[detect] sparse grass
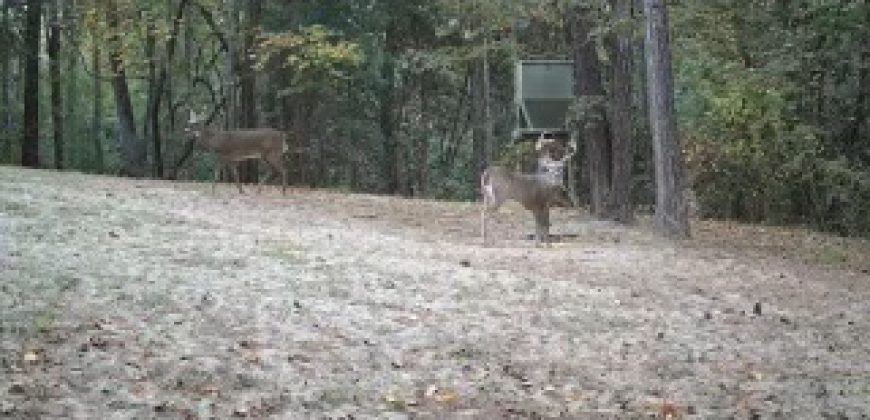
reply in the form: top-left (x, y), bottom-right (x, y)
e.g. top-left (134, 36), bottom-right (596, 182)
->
top-left (691, 219), bottom-right (870, 272)
top-left (1, 166), bottom-right (868, 418)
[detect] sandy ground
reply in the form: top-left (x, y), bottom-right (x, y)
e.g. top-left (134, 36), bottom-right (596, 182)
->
top-left (1, 166), bottom-right (869, 419)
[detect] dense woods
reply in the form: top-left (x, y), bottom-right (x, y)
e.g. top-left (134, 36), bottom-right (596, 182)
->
top-left (0, 0), bottom-right (868, 237)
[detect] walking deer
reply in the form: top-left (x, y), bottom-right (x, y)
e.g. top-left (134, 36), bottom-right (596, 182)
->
top-left (481, 134), bottom-right (576, 245)
top-left (186, 112), bottom-right (289, 195)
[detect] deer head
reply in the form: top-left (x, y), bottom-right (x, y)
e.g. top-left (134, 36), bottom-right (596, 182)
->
top-left (535, 132), bottom-right (577, 184)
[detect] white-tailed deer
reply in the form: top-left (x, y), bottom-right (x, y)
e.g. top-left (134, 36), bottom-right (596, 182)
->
top-left (481, 134), bottom-right (576, 245)
top-left (186, 112), bottom-right (289, 195)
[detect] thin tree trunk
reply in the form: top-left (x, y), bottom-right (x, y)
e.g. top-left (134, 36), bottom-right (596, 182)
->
top-left (570, 4), bottom-right (612, 219)
top-left (482, 28), bottom-right (493, 168)
top-left (22, 0), bottom-right (41, 168)
top-left (238, 0), bottom-right (261, 183)
top-left (144, 19), bottom-right (161, 177)
top-left (92, 22), bottom-right (104, 173)
top-left (106, 0), bottom-right (146, 177)
top-left (380, 23), bottom-right (399, 194)
top-left (643, 0), bottom-right (689, 237)
top-left (609, 0), bottom-right (634, 223)
top-left (470, 60), bottom-right (485, 191)
top-left (48, 0), bottom-right (63, 169)
top-left (1, 0), bottom-right (11, 162)
top-left (417, 75), bottom-right (430, 197)
top-left (65, 0), bottom-right (78, 169)
top-left (225, 0), bottom-right (238, 132)
top-left (148, 0), bottom-right (188, 179)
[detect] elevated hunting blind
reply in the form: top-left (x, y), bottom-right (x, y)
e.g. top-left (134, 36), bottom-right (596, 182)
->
top-left (513, 59), bottom-right (575, 141)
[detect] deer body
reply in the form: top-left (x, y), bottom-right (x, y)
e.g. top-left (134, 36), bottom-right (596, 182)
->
top-left (481, 134), bottom-right (576, 245)
top-left (481, 167), bottom-right (573, 244)
top-left (189, 127), bottom-right (289, 195)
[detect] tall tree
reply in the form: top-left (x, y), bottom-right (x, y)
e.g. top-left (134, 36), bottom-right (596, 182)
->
top-left (91, 19), bottom-right (104, 174)
top-left (143, 15), bottom-right (157, 176)
top-left (608, 0), bottom-right (634, 223)
top-left (146, 0), bottom-right (189, 178)
top-left (21, 0), bottom-right (41, 168)
top-left (64, 0), bottom-right (79, 168)
top-left (569, 4), bottom-right (612, 219)
top-left (105, 0), bottom-right (146, 176)
top-left (225, 0), bottom-right (238, 132)
top-left (643, 0), bottom-right (689, 237)
top-left (379, 20), bottom-right (399, 194)
top-left (238, 0), bottom-right (262, 183)
top-left (47, 0), bottom-right (63, 169)
top-left (0, 0), bottom-right (11, 162)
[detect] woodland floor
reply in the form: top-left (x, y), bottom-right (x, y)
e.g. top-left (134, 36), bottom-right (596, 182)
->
top-left (1, 166), bottom-right (869, 419)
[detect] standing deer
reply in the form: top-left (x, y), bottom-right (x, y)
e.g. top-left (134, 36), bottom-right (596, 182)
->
top-left (481, 134), bottom-right (576, 245)
top-left (186, 112), bottom-right (289, 195)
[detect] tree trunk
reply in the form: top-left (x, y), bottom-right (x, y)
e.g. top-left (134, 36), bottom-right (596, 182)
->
top-left (48, 0), bottom-right (63, 169)
top-left (106, 0), bottom-right (146, 177)
top-left (1, 0), bottom-right (11, 162)
top-left (225, 0), bottom-right (238, 132)
top-left (148, 0), bottom-right (188, 179)
top-left (417, 75), bottom-right (430, 197)
top-left (643, 0), bottom-right (689, 237)
top-left (380, 24), bottom-right (399, 194)
top-left (470, 60), bottom-right (485, 192)
top-left (64, 0), bottom-right (78, 169)
top-left (21, 0), bottom-right (41, 168)
top-left (144, 18), bottom-right (158, 177)
top-left (92, 22), bottom-right (104, 174)
top-left (608, 0), bottom-right (634, 223)
top-left (570, 4), bottom-right (612, 219)
top-left (482, 29), bottom-right (493, 169)
top-left (238, 0), bottom-right (261, 183)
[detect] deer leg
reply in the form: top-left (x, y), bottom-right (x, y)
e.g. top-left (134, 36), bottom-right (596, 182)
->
top-left (263, 155), bottom-right (280, 184)
top-left (480, 184), bottom-right (495, 246)
top-left (261, 153), bottom-right (287, 196)
top-left (231, 164), bottom-right (244, 194)
top-left (481, 184), bottom-right (504, 246)
top-left (212, 164), bottom-right (221, 194)
top-left (532, 207), bottom-right (551, 246)
top-left (281, 165), bottom-right (287, 196)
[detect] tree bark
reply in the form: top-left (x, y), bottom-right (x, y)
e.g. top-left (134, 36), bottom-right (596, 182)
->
top-left (106, 0), bottom-right (146, 177)
top-left (91, 20), bottom-right (104, 173)
top-left (143, 18), bottom-right (156, 175)
top-left (570, 4), bottom-right (612, 219)
top-left (238, 0), bottom-right (261, 183)
top-left (1, 0), bottom-right (11, 162)
top-left (470, 60), bottom-right (485, 192)
top-left (643, 0), bottom-right (689, 237)
top-left (64, 0), bottom-right (78, 168)
top-left (48, 0), bottom-right (63, 169)
top-left (225, 0), bottom-right (238, 132)
top-left (608, 0), bottom-right (634, 223)
top-left (148, 0), bottom-right (188, 179)
top-left (380, 22), bottom-right (399, 194)
top-left (21, 0), bottom-right (41, 168)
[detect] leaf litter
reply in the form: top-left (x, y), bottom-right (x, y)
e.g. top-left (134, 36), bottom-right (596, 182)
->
top-left (1, 166), bottom-right (869, 418)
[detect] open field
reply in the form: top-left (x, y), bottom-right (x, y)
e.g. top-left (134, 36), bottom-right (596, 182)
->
top-left (1, 166), bottom-right (868, 418)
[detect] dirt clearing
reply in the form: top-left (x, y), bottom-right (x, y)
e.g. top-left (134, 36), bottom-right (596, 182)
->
top-left (1, 166), bottom-right (868, 419)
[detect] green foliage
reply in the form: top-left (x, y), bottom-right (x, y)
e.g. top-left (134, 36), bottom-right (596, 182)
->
top-left (257, 25), bottom-right (363, 97)
top-left (675, 1), bottom-right (870, 237)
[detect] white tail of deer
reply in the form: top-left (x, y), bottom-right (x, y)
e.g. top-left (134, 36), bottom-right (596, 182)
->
top-left (481, 133), bottom-right (576, 245)
top-left (186, 111), bottom-right (289, 195)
